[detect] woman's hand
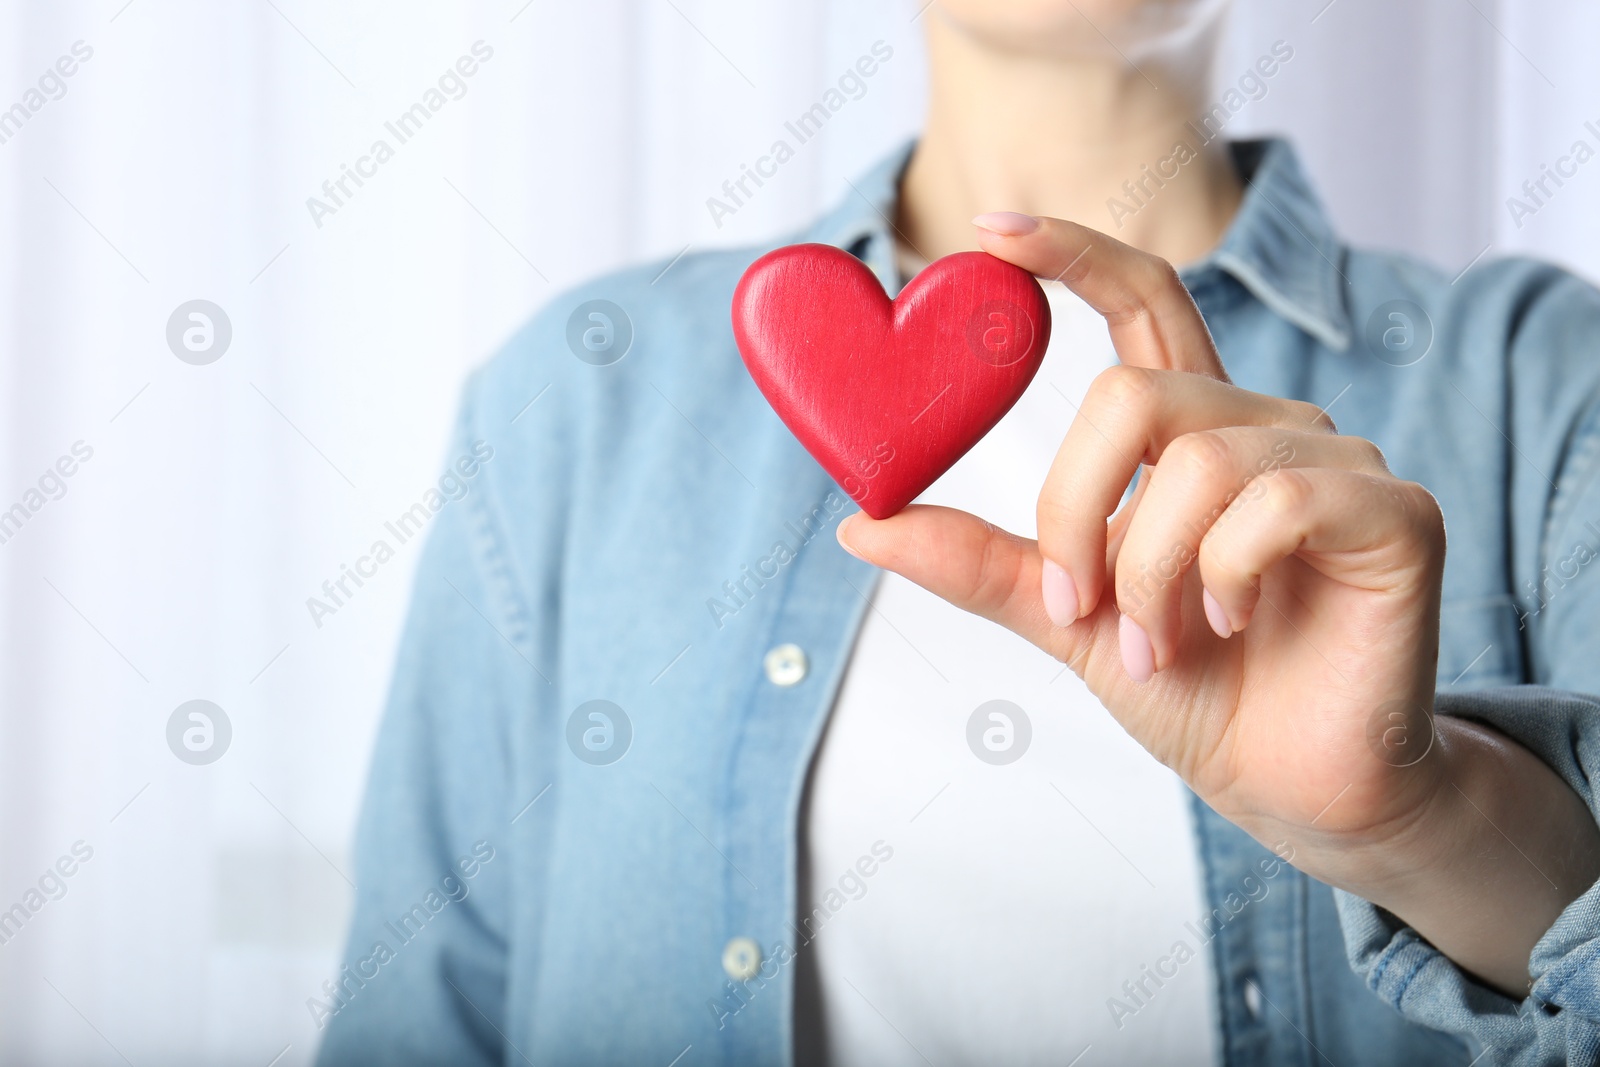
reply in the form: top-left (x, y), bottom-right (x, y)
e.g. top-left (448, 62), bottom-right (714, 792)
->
top-left (836, 212), bottom-right (1600, 995)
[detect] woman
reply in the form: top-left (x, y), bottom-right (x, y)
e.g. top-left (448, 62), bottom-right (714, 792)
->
top-left (316, 1), bottom-right (1600, 1064)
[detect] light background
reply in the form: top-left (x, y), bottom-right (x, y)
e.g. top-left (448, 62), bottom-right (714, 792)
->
top-left (0, 0), bottom-right (1596, 1063)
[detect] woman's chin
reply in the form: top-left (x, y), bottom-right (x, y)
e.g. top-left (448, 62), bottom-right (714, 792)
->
top-left (930, 0), bottom-right (1231, 61)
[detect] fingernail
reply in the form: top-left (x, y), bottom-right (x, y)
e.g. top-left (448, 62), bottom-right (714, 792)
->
top-left (1119, 614), bottom-right (1155, 684)
top-left (972, 211), bottom-right (1039, 236)
top-left (1202, 588), bottom-right (1233, 639)
top-left (836, 513), bottom-right (864, 560)
top-left (1041, 559), bottom-right (1080, 626)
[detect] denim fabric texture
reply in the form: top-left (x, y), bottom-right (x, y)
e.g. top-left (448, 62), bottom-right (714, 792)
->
top-left (315, 138), bottom-right (1600, 1067)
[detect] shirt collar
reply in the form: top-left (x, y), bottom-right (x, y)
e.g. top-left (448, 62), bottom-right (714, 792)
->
top-left (805, 135), bottom-right (1352, 351)
top-left (1195, 139), bottom-right (1352, 350)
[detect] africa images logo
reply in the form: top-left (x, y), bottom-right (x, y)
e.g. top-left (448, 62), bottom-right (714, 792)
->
top-left (966, 700), bottom-right (1031, 765)
top-left (565, 700), bottom-right (632, 766)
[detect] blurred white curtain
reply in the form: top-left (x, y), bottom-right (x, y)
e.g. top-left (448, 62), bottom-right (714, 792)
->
top-left (1222, 0), bottom-right (1600, 278)
top-left (0, 1), bottom-right (1593, 1063)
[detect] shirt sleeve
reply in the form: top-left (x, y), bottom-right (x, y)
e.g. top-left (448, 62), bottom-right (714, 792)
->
top-left (1335, 686), bottom-right (1600, 1066)
top-left (314, 372), bottom-right (530, 1067)
top-left (1334, 269), bottom-right (1600, 1066)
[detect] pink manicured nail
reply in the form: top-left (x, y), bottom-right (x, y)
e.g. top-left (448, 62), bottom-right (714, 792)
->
top-left (1041, 560), bottom-right (1079, 627)
top-left (1202, 588), bottom-right (1232, 639)
top-left (972, 211), bottom-right (1040, 236)
top-left (835, 513), bottom-right (865, 560)
top-left (1119, 614), bottom-right (1155, 684)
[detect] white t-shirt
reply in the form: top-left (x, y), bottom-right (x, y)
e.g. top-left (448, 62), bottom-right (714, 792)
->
top-left (795, 262), bottom-right (1219, 1067)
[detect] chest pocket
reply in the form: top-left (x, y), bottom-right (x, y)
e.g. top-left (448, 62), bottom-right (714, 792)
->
top-left (1436, 596), bottom-right (1525, 690)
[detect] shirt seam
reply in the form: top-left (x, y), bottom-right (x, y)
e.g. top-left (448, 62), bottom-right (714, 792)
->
top-left (1388, 949), bottom-right (1435, 1008)
top-left (1368, 927), bottom-right (1415, 991)
top-left (461, 368), bottom-right (542, 670)
top-left (1539, 384), bottom-right (1600, 591)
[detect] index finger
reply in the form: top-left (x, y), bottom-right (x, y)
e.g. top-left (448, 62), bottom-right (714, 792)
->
top-left (972, 213), bottom-right (1229, 382)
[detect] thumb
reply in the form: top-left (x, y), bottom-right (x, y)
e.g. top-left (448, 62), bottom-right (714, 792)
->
top-left (836, 504), bottom-right (1078, 659)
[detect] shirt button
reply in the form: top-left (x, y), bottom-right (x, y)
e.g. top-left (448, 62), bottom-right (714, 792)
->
top-left (1242, 976), bottom-right (1263, 1020)
top-left (722, 937), bottom-right (762, 981)
top-left (763, 643), bottom-right (808, 687)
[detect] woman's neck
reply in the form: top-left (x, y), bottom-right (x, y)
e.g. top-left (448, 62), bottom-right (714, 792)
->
top-left (896, 14), bottom-right (1243, 267)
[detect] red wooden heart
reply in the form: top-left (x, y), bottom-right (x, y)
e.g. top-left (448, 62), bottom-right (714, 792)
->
top-left (732, 243), bottom-right (1051, 519)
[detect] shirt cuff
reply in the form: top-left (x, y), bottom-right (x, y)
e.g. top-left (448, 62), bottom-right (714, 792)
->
top-left (1334, 686), bottom-right (1600, 1066)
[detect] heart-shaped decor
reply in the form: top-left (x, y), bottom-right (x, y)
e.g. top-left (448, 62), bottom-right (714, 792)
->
top-left (732, 243), bottom-right (1051, 518)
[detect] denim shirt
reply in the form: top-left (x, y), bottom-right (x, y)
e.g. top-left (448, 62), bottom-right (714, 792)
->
top-left (315, 139), bottom-right (1600, 1067)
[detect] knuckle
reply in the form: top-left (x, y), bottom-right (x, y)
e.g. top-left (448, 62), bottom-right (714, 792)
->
top-left (1258, 467), bottom-right (1316, 520)
top-left (1088, 364), bottom-right (1161, 424)
top-left (1147, 256), bottom-right (1184, 296)
top-left (1289, 399), bottom-right (1337, 434)
top-left (1353, 436), bottom-right (1391, 473)
top-left (1162, 429), bottom-right (1236, 480)
top-left (1397, 480), bottom-right (1446, 550)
